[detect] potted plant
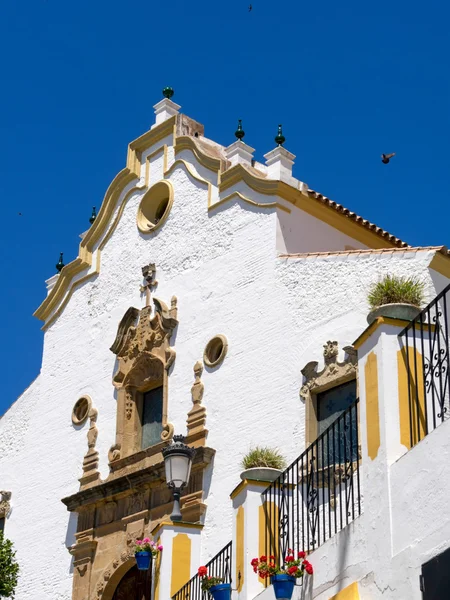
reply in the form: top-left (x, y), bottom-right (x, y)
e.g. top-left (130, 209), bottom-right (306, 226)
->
top-left (134, 538), bottom-right (163, 570)
top-left (240, 446), bottom-right (287, 482)
top-left (367, 274), bottom-right (425, 325)
top-left (198, 566), bottom-right (231, 599)
top-left (251, 551), bottom-right (313, 600)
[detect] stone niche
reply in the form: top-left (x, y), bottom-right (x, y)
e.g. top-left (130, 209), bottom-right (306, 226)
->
top-left (62, 267), bottom-right (215, 600)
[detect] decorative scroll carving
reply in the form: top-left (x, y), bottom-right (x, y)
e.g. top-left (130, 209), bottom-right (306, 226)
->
top-left (300, 341), bottom-right (357, 403)
top-left (108, 443), bottom-right (121, 462)
top-left (186, 361), bottom-right (208, 446)
top-left (110, 307), bottom-right (139, 355)
top-left (79, 408), bottom-right (100, 490)
top-left (0, 491), bottom-right (11, 518)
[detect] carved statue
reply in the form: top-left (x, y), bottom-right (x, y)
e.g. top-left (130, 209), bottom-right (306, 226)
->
top-left (0, 491), bottom-right (11, 517)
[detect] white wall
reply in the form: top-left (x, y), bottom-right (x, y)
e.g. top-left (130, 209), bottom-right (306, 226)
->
top-left (1, 127), bottom-right (449, 600)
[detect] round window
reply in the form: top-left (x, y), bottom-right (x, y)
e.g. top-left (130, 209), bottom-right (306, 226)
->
top-left (203, 335), bottom-right (228, 368)
top-left (72, 396), bottom-right (91, 425)
top-left (137, 181), bottom-right (174, 233)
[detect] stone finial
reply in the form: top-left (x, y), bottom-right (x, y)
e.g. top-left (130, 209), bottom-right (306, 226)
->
top-left (275, 124), bottom-right (285, 146)
top-left (186, 361), bottom-right (207, 444)
top-left (162, 86), bottom-right (174, 99)
top-left (152, 89), bottom-right (181, 129)
top-left (235, 119), bottom-right (245, 140)
top-left (225, 139), bottom-right (255, 167)
top-left (263, 145), bottom-right (296, 181)
top-left (79, 407), bottom-right (100, 490)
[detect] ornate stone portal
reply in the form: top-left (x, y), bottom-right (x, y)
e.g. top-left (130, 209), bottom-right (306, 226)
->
top-left (300, 341), bottom-right (357, 445)
top-left (62, 265), bottom-right (215, 600)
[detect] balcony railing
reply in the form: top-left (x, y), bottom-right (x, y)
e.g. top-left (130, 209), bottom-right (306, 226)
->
top-left (172, 541), bottom-right (232, 600)
top-left (262, 400), bottom-right (361, 564)
top-left (399, 282), bottom-right (450, 448)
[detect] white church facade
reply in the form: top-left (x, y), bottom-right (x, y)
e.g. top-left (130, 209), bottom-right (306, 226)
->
top-left (1, 90), bottom-right (450, 600)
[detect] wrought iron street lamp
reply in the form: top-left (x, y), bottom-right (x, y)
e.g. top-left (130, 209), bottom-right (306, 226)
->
top-left (162, 435), bottom-right (195, 522)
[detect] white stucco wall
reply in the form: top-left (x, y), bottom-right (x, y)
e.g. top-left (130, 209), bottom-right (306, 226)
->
top-left (1, 119), bottom-right (450, 600)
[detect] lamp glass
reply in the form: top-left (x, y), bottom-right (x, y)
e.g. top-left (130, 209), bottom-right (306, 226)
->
top-left (165, 451), bottom-right (192, 489)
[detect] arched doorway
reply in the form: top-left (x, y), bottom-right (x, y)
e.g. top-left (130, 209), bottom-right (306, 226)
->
top-left (112, 565), bottom-right (152, 600)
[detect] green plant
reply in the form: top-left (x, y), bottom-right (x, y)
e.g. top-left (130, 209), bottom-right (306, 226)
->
top-left (241, 446), bottom-right (287, 470)
top-left (197, 566), bottom-right (224, 590)
top-left (368, 275), bottom-right (425, 309)
top-left (0, 532), bottom-right (19, 598)
top-left (134, 537), bottom-right (163, 555)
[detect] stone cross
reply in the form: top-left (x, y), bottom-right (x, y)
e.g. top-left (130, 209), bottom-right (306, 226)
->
top-left (140, 263), bottom-right (158, 307)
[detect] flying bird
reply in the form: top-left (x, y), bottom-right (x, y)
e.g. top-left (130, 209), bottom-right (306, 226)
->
top-left (381, 153), bottom-right (395, 164)
top-left (18, 212), bottom-right (22, 216)
top-left (249, 4), bottom-right (252, 11)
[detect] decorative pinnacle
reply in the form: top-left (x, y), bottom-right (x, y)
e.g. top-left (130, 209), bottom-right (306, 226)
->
top-left (162, 87), bottom-right (174, 99)
top-left (275, 124), bottom-right (285, 146)
top-left (235, 119), bottom-right (245, 141)
top-left (56, 252), bottom-right (64, 273)
top-left (89, 206), bottom-right (97, 225)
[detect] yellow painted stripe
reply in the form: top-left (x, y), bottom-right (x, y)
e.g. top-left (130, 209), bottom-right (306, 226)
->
top-left (398, 347), bottom-right (426, 449)
top-left (365, 352), bottom-right (380, 460)
top-left (171, 533), bottom-right (191, 597)
top-left (236, 506), bottom-right (245, 592)
top-left (329, 581), bottom-right (360, 599)
top-left (258, 501), bottom-right (278, 585)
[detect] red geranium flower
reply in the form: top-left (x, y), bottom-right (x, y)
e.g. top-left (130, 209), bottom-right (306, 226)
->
top-left (260, 555), bottom-right (267, 562)
top-left (269, 555), bottom-right (275, 560)
top-left (253, 567), bottom-right (257, 573)
top-left (285, 555), bottom-right (295, 563)
top-left (305, 565), bottom-right (313, 575)
top-left (287, 566), bottom-right (298, 576)
top-left (198, 566), bottom-right (207, 577)
top-left (298, 551), bottom-right (305, 559)
top-left (251, 558), bottom-right (259, 567)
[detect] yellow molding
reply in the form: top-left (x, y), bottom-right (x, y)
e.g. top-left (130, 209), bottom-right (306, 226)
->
top-left (211, 191), bottom-right (291, 214)
top-left (230, 478), bottom-right (270, 500)
top-left (353, 316), bottom-right (434, 349)
top-left (151, 521), bottom-right (203, 537)
top-left (398, 347), bottom-right (426, 449)
top-left (220, 164), bottom-right (400, 250)
top-left (429, 252), bottom-right (450, 279)
top-left (127, 116), bottom-right (176, 176)
top-left (175, 136), bottom-right (222, 173)
top-left (365, 352), bottom-right (380, 460)
top-left (164, 158), bottom-right (212, 207)
top-left (329, 581), bottom-right (360, 599)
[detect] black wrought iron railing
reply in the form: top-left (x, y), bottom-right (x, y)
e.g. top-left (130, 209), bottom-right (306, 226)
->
top-left (262, 400), bottom-right (361, 564)
top-left (172, 541), bottom-right (232, 600)
top-left (399, 282), bottom-right (450, 448)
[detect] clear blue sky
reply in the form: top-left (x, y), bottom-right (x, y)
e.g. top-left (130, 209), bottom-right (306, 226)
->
top-left (0, 0), bottom-right (449, 416)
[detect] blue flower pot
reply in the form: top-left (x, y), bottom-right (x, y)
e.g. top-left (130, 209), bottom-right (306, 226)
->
top-left (135, 551), bottom-right (152, 570)
top-left (271, 574), bottom-right (296, 599)
top-left (209, 582), bottom-right (231, 600)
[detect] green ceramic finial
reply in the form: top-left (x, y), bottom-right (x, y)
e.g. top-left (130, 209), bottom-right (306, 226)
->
top-left (89, 206), bottom-right (97, 225)
top-left (235, 119), bottom-right (245, 141)
top-left (162, 87), bottom-right (174, 99)
top-left (275, 124), bottom-right (285, 146)
top-left (56, 252), bottom-right (64, 273)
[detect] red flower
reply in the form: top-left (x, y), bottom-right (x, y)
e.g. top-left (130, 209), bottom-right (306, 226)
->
top-left (269, 555), bottom-right (275, 560)
top-left (251, 558), bottom-right (259, 567)
top-left (285, 555), bottom-right (295, 563)
top-left (288, 548), bottom-right (294, 553)
top-left (287, 566), bottom-right (298, 576)
top-left (198, 566), bottom-right (207, 577)
top-left (305, 565), bottom-right (313, 575)
top-left (298, 551), bottom-right (306, 559)
top-left (253, 567), bottom-right (257, 573)
top-left (260, 555), bottom-right (267, 562)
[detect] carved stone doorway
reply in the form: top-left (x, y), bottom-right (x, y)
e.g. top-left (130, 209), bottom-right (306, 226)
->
top-left (112, 565), bottom-right (152, 600)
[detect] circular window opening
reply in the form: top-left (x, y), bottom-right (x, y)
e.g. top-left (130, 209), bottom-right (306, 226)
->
top-left (72, 396), bottom-right (91, 425)
top-left (137, 180), bottom-right (173, 233)
top-left (204, 335), bottom-right (228, 368)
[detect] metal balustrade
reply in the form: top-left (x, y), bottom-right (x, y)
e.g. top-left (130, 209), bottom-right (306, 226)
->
top-left (262, 400), bottom-right (361, 565)
top-left (172, 541), bottom-right (232, 600)
top-left (398, 282), bottom-right (450, 448)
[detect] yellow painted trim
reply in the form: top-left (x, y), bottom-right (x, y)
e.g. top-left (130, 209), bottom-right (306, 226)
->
top-left (329, 581), bottom-right (360, 600)
top-left (145, 145), bottom-right (168, 187)
top-left (220, 164), bottom-right (401, 250)
top-left (151, 521), bottom-right (204, 537)
top-left (175, 136), bottom-right (222, 173)
top-left (258, 501), bottom-right (278, 585)
top-left (211, 191), bottom-right (291, 214)
top-left (127, 116), bottom-right (176, 176)
top-left (365, 352), bottom-right (380, 460)
top-left (230, 479), bottom-right (270, 500)
top-left (429, 252), bottom-right (450, 279)
top-left (236, 506), bottom-right (245, 592)
top-left (171, 533), bottom-right (191, 597)
top-left (353, 316), bottom-right (435, 349)
top-left (153, 543), bottom-right (162, 600)
top-left (398, 347), bottom-right (426, 449)
top-left (164, 158), bottom-right (213, 209)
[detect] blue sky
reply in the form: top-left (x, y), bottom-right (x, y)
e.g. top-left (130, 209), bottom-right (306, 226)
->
top-left (0, 0), bottom-right (449, 415)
